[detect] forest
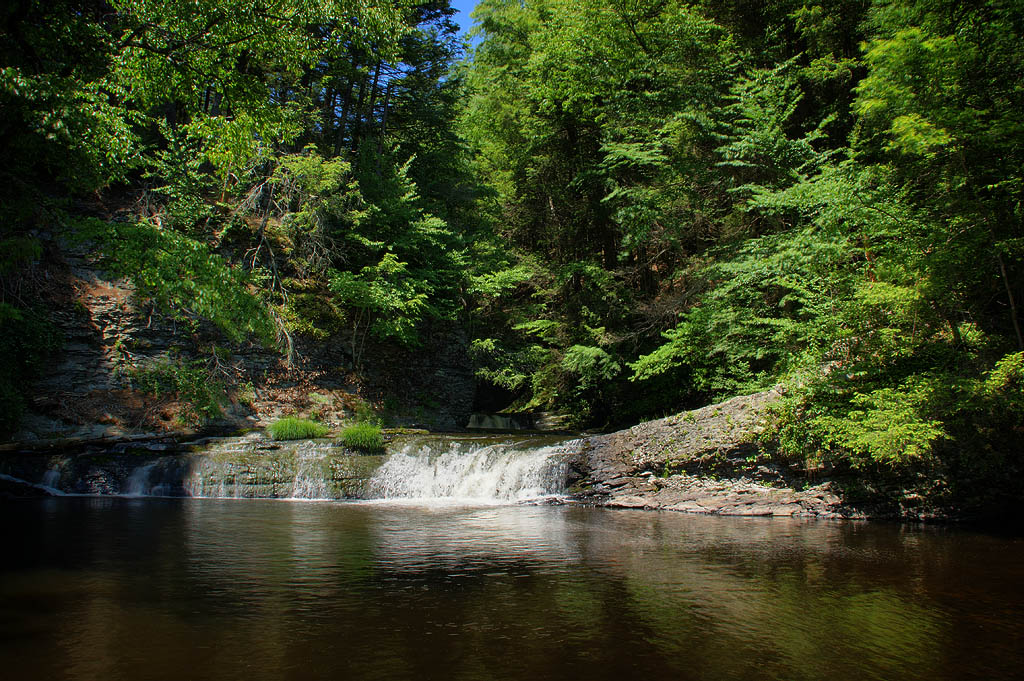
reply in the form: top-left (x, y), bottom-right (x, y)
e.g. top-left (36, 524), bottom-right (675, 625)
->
top-left (2, 0), bottom-right (1022, 499)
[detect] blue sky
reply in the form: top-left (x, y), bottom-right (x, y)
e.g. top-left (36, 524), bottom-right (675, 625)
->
top-left (449, 0), bottom-right (480, 41)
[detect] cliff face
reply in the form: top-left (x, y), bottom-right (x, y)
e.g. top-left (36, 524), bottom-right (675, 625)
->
top-left (11, 245), bottom-right (474, 444)
top-left (568, 390), bottom-right (864, 519)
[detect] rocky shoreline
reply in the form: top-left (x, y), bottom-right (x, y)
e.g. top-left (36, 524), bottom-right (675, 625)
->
top-left (567, 389), bottom-right (872, 519)
top-left (572, 472), bottom-right (857, 519)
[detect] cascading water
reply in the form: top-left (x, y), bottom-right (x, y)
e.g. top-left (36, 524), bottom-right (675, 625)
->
top-left (41, 469), bottom-right (61, 489)
top-left (368, 437), bottom-right (577, 503)
top-left (182, 437), bottom-right (385, 500)
top-left (124, 462), bottom-right (156, 496)
top-left (2, 434), bottom-right (580, 503)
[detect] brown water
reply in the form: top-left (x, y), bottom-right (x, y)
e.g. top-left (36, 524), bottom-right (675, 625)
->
top-left (2, 498), bottom-right (1022, 680)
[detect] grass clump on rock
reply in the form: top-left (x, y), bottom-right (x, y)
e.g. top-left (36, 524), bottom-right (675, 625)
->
top-left (340, 422), bottom-right (385, 452)
top-left (267, 417), bottom-right (329, 440)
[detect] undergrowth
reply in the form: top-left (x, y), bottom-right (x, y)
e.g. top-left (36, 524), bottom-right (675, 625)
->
top-left (129, 356), bottom-right (224, 426)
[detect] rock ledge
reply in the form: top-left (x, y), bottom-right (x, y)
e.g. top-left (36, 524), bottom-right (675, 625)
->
top-left (569, 389), bottom-right (864, 519)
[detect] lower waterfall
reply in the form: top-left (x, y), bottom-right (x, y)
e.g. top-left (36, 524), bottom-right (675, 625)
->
top-left (367, 437), bottom-right (577, 503)
top-left (1, 434), bottom-right (580, 503)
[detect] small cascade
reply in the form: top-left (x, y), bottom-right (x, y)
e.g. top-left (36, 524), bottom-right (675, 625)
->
top-left (368, 437), bottom-right (577, 503)
top-left (183, 436), bottom-right (288, 499)
top-left (39, 469), bottom-right (64, 494)
top-left (182, 438), bottom-right (383, 499)
top-left (1, 434), bottom-right (581, 503)
top-left (289, 445), bottom-right (330, 499)
top-left (0, 472), bottom-right (67, 496)
top-left (124, 462), bottom-right (156, 496)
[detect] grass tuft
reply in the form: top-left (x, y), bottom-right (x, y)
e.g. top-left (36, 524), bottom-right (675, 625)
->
top-left (340, 422), bottom-right (385, 452)
top-left (267, 417), bottom-right (329, 441)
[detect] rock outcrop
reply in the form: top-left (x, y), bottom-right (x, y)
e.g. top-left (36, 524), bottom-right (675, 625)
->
top-left (12, 244), bottom-right (474, 444)
top-left (569, 389), bottom-right (863, 519)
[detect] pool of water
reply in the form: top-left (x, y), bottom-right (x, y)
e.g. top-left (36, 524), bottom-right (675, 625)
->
top-left (2, 498), bottom-right (1022, 680)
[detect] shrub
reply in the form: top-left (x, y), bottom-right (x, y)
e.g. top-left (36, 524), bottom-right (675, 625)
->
top-left (129, 356), bottom-right (224, 426)
top-left (267, 417), bottom-right (329, 440)
top-left (340, 422), bottom-right (385, 452)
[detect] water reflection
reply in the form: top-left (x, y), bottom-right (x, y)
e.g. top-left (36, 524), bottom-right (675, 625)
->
top-left (2, 499), bottom-right (1022, 680)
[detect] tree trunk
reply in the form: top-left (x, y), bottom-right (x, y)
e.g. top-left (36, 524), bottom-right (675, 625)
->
top-left (321, 86), bottom-right (335, 146)
top-left (997, 251), bottom-right (1024, 350)
top-left (350, 72), bottom-right (369, 154)
top-left (366, 60), bottom-right (382, 125)
top-left (334, 60), bottom-right (358, 157)
top-left (377, 80), bottom-right (393, 162)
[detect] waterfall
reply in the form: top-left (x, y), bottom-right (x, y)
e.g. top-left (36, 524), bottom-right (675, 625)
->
top-left (368, 437), bottom-right (577, 503)
top-left (124, 462), bottom-right (156, 496)
top-left (2, 434), bottom-right (580, 503)
top-left (39, 469), bottom-right (64, 495)
top-left (41, 469), bottom-right (61, 489)
top-left (181, 438), bottom-right (382, 500)
top-left (0, 472), bottom-right (67, 496)
top-left (289, 446), bottom-right (330, 499)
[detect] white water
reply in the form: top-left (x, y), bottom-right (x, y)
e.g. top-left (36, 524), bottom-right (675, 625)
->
top-left (184, 456), bottom-right (241, 499)
top-left (182, 440), bottom-right (341, 500)
top-left (7, 435), bottom-right (578, 504)
top-left (289, 447), bottom-right (330, 500)
top-left (124, 463), bottom-right (157, 496)
top-left (41, 469), bottom-right (61, 489)
top-left (0, 472), bottom-right (67, 496)
top-left (368, 438), bottom-right (576, 504)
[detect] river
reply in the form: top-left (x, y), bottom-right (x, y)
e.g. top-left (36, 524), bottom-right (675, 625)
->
top-left (2, 497), bottom-right (1023, 680)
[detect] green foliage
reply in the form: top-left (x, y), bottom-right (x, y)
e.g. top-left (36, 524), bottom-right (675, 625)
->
top-left (267, 417), bottom-right (329, 441)
top-left (562, 345), bottom-right (621, 386)
top-left (469, 264), bottom-right (535, 297)
top-left (271, 147), bottom-right (364, 277)
top-left (3, 0), bottom-right (1022, 501)
top-left (129, 356), bottom-right (225, 426)
top-left (329, 253), bottom-right (429, 347)
top-left (469, 337), bottom-right (549, 394)
top-left (981, 352), bottom-right (1024, 414)
top-left (0, 237), bottom-right (43, 274)
top-left (774, 379), bottom-right (947, 468)
top-left (237, 381), bottom-right (257, 409)
top-left (1, 0), bottom-right (467, 386)
top-left (630, 221), bottom-right (852, 400)
top-left (340, 422), bottom-right (385, 452)
top-left (716, 59), bottom-right (833, 193)
top-left (459, 0), bottom-right (1024, 491)
top-left (350, 397), bottom-right (379, 424)
top-left (79, 218), bottom-right (275, 345)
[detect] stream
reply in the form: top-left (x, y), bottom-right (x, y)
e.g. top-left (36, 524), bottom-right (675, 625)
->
top-left (2, 435), bottom-right (1022, 680)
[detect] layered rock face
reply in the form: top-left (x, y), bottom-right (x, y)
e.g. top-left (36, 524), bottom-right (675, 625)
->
top-left (569, 390), bottom-right (861, 519)
top-left (14, 247), bottom-right (474, 443)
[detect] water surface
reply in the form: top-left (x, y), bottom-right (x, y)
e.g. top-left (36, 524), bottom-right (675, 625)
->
top-left (2, 498), bottom-right (1022, 680)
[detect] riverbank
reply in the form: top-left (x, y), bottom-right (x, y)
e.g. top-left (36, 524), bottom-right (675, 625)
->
top-left (0, 388), bottom-right (950, 520)
top-left (567, 389), bottom-right (954, 521)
